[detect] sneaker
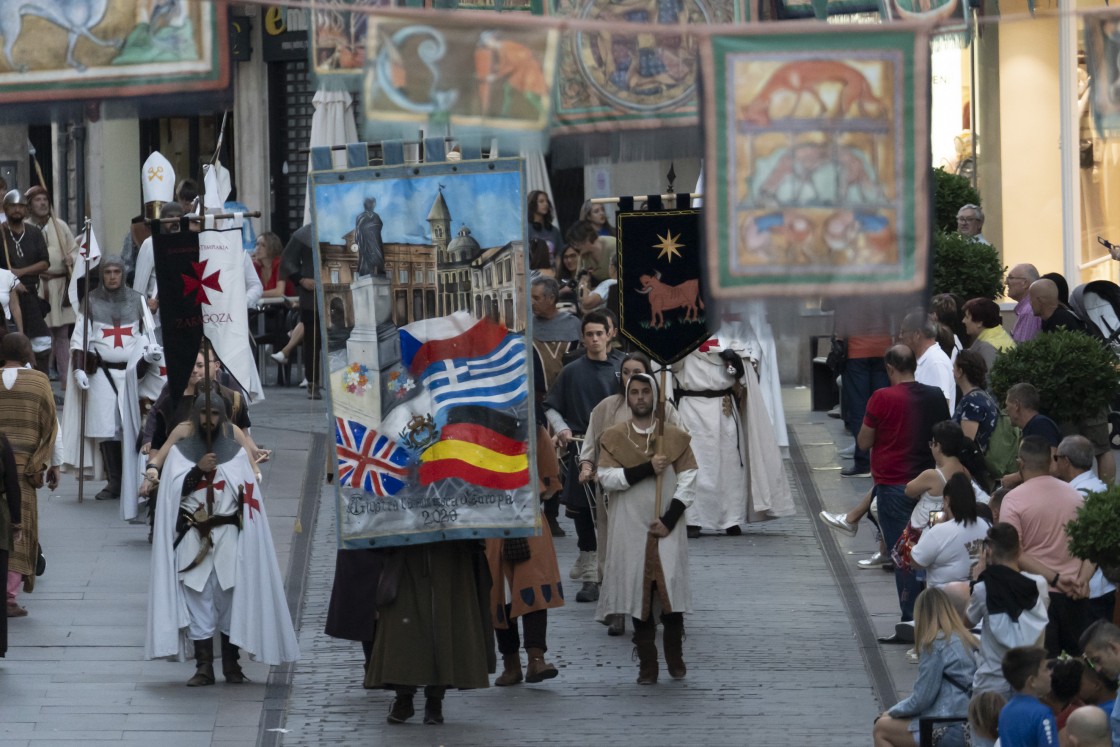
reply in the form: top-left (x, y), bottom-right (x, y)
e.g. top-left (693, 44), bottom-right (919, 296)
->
top-left (818, 511), bottom-right (858, 537)
top-left (270, 351), bottom-right (288, 364)
top-left (575, 581), bottom-right (600, 603)
top-left (905, 647), bottom-right (919, 663)
top-left (299, 378), bottom-right (309, 388)
top-left (857, 551), bottom-right (886, 569)
top-left (827, 405), bottom-right (842, 419)
top-left (838, 443), bottom-right (856, 459)
top-left (840, 466), bottom-right (871, 478)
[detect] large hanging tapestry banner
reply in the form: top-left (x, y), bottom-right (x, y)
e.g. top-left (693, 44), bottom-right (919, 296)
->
top-left (311, 151), bottom-right (539, 548)
top-left (550, 0), bottom-right (746, 134)
top-left (362, 14), bottom-right (558, 144)
top-left (1085, 13), bottom-right (1120, 138)
top-left (0, 0), bottom-right (227, 103)
top-left (701, 24), bottom-right (931, 297)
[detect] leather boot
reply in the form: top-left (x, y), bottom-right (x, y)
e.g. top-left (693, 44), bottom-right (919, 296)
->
top-left (494, 652), bottom-right (523, 686)
top-left (569, 550), bottom-right (588, 580)
top-left (220, 633), bottom-right (248, 683)
top-left (632, 619), bottom-right (658, 685)
top-left (186, 637), bottom-right (215, 687)
top-left (661, 613), bottom-right (687, 679)
top-left (525, 647), bottom-right (558, 683)
top-left (95, 441), bottom-right (122, 500)
top-left (387, 688), bottom-right (415, 724)
top-left (423, 685), bottom-right (445, 725)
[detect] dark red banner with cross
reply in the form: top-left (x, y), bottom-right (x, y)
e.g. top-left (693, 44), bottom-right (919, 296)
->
top-left (152, 219), bottom-right (205, 412)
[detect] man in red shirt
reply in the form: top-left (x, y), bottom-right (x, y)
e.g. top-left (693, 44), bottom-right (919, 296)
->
top-left (858, 345), bottom-right (949, 634)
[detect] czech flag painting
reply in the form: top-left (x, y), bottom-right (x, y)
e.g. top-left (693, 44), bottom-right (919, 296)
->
top-left (335, 417), bottom-right (409, 496)
top-left (399, 311), bottom-right (508, 377)
top-left (419, 405), bottom-right (529, 489)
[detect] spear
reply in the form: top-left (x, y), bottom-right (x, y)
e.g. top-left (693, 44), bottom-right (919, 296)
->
top-left (76, 218), bottom-right (92, 503)
top-left (28, 140), bottom-right (74, 308)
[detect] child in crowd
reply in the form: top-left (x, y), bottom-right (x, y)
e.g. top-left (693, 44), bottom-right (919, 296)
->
top-left (968, 691), bottom-right (1006, 747)
top-left (1043, 657), bottom-right (1085, 730)
top-left (998, 646), bottom-right (1058, 747)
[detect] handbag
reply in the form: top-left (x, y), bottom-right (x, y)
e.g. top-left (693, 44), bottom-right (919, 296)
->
top-left (891, 522), bottom-right (925, 573)
top-left (35, 544), bottom-right (45, 576)
top-left (502, 537), bottom-right (531, 564)
top-left (825, 336), bottom-right (847, 375)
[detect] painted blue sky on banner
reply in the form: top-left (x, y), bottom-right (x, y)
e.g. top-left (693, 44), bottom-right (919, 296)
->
top-left (313, 171), bottom-right (523, 248)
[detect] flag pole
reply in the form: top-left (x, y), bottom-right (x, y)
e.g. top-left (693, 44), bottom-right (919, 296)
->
top-left (202, 335), bottom-right (213, 453)
top-left (76, 218), bottom-right (92, 503)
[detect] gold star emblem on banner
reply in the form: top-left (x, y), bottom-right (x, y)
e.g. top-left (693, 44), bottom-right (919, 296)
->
top-left (654, 230), bottom-right (683, 262)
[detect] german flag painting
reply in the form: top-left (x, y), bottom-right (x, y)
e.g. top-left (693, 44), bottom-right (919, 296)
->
top-left (419, 406), bottom-right (529, 489)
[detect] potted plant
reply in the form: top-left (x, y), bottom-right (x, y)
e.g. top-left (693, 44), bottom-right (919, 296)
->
top-left (1067, 485), bottom-right (1120, 585)
top-left (930, 230), bottom-right (1005, 301)
top-left (933, 168), bottom-right (981, 234)
top-left (989, 329), bottom-right (1120, 425)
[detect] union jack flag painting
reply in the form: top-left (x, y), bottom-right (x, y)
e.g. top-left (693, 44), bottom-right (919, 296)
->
top-left (335, 417), bottom-right (409, 496)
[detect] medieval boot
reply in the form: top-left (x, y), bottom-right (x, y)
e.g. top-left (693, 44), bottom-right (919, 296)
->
top-left (525, 647), bottom-right (558, 683)
top-left (220, 633), bottom-right (248, 683)
top-left (494, 652), bottom-right (523, 686)
top-left (186, 637), bottom-right (215, 687)
top-left (632, 618), bottom-right (659, 685)
top-left (661, 613), bottom-right (687, 679)
top-left (608, 614), bottom-right (626, 637)
top-left (95, 441), bottom-right (122, 500)
top-left (387, 687), bottom-right (415, 724)
top-left (423, 685), bottom-right (446, 725)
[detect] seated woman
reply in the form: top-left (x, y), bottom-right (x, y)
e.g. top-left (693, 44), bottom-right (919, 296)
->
top-left (961, 297), bottom-right (1014, 376)
top-left (952, 350), bottom-right (999, 454)
top-left (553, 245), bottom-right (580, 312)
top-left (912, 473), bottom-right (992, 619)
top-left (579, 200), bottom-right (615, 237)
top-left (873, 587), bottom-right (979, 747)
top-left (254, 232), bottom-right (304, 368)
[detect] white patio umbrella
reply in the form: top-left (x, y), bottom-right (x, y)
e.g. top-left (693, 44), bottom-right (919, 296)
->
top-left (304, 88), bottom-right (360, 226)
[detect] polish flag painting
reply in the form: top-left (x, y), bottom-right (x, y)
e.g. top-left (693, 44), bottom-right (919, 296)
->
top-left (335, 417), bottom-right (410, 496)
top-left (399, 311), bottom-right (508, 377)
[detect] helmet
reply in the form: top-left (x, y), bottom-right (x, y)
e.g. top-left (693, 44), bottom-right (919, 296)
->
top-left (3, 189), bottom-right (27, 207)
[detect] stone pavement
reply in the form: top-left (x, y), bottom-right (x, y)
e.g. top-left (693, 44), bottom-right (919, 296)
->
top-left (0, 384), bottom-right (328, 746)
top-left (0, 384), bottom-right (919, 745)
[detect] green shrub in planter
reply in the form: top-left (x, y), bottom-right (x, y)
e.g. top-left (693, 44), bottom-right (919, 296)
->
top-left (933, 168), bottom-right (981, 234)
top-left (931, 231), bottom-right (1005, 301)
top-left (989, 329), bottom-right (1120, 425)
top-left (1066, 485), bottom-right (1120, 585)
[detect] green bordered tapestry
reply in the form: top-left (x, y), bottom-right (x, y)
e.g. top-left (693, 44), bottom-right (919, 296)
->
top-left (701, 24), bottom-right (930, 297)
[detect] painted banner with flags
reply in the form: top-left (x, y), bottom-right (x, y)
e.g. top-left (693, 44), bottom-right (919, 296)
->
top-left (66, 220), bottom-right (101, 310)
top-left (309, 152), bottom-right (537, 549)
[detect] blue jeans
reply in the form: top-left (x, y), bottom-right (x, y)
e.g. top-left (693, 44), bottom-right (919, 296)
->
top-left (841, 357), bottom-right (889, 472)
top-left (875, 483), bottom-right (922, 622)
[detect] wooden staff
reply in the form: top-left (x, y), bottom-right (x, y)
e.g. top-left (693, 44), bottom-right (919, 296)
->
top-left (152, 211), bottom-right (262, 226)
top-left (28, 144), bottom-right (73, 307)
top-left (201, 336), bottom-right (214, 452)
top-left (76, 219), bottom-right (92, 503)
top-left (653, 367), bottom-right (667, 519)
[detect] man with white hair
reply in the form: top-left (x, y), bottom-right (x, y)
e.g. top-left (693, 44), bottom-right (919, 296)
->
top-left (1006, 263), bottom-right (1042, 343)
top-left (956, 203), bottom-right (989, 244)
top-left (1054, 435), bottom-right (1116, 625)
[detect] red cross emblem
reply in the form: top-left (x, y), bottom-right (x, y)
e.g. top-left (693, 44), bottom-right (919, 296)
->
top-left (182, 260), bottom-right (222, 305)
top-left (102, 322), bottom-right (133, 348)
top-left (243, 482), bottom-right (260, 521)
top-left (193, 477), bottom-right (226, 494)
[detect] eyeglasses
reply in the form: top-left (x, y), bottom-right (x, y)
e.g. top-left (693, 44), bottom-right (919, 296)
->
top-left (1084, 654), bottom-right (1099, 673)
top-left (1006, 276), bottom-right (1029, 282)
top-left (1054, 454), bottom-right (1068, 462)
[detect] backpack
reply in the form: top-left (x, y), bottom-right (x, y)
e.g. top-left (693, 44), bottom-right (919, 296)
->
top-left (984, 403), bottom-right (1021, 484)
